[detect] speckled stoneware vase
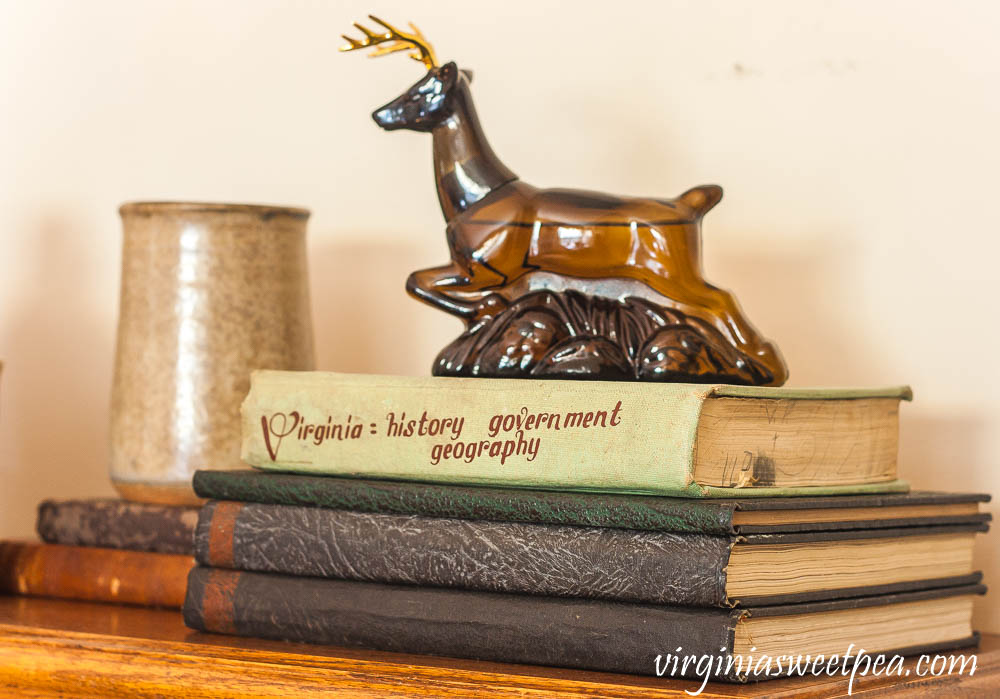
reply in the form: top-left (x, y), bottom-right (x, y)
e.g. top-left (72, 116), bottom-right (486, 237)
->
top-left (111, 202), bottom-right (315, 505)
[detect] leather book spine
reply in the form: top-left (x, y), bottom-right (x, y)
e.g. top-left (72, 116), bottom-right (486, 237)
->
top-left (192, 469), bottom-right (737, 534)
top-left (36, 499), bottom-right (198, 555)
top-left (0, 541), bottom-right (194, 608)
top-left (183, 567), bottom-right (741, 679)
top-left (195, 501), bottom-right (732, 606)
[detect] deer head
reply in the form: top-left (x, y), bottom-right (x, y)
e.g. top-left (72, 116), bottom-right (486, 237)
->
top-left (341, 15), bottom-right (472, 132)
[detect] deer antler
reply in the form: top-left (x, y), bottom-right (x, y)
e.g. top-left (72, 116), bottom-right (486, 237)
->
top-left (340, 15), bottom-right (438, 71)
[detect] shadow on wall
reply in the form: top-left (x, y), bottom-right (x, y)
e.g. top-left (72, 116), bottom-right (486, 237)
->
top-left (308, 236), bottom-right (462, 376)
top-left (310, 235), bottom-right (893, 384)
top-left (899, 414), bottom-right (996, 632)
top-left (707, 241), bottom-right (895, 387)
top-left (712, 241), bottom-right (998, 629)
top-left (0, 215), bottom-right (115, 538)
top-left (900, 414), bottom-right (991, 491)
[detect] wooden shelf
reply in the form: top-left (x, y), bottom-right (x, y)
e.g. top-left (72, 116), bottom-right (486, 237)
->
top-left (0, 595), bottom-right (996, 697)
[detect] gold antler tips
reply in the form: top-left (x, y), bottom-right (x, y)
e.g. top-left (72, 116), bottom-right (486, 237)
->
top-left (339, 14), bottom-right (438, 70)
top-left (353, 23), bottom-right (374, 39)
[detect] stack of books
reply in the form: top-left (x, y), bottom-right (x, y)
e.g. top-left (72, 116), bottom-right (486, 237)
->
top-left (183, 371), bottom-right (990, 682)
top-left (0, 499), bottom-right (196, 609)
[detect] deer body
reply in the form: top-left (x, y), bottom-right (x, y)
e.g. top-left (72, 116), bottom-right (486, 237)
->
top-left (396, 70), bottom-right (780, 377)
top-left (416, 180), bottom-right (714, 306)
top-left (342, 18), bottom-right (786, 384)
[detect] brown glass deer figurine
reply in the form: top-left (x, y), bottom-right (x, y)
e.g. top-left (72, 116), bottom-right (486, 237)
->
top-left (343, 16), bottom-right (788, 385)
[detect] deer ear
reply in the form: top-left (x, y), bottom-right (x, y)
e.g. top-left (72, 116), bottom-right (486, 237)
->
top-left (679, 185), bottom-right (723, 216)
top-left (438, 61), bottom-right (459, 89)
top-left (460, 68), bottom-right (474, 83)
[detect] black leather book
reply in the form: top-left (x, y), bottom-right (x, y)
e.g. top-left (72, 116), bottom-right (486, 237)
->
top-left (183, 568), bottom-right (984, 682)
top-left (193, 469), bottom-right (991, 535)
top-left (196, 500), bottom-right (986, 607)
top-left (37, 499), bottom-right (198, 555)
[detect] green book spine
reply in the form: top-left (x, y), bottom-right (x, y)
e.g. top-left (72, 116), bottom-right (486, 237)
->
top-left (192, 470), bottom-right (738, 534)
top-left (241, 370), bottom-right (910, 497)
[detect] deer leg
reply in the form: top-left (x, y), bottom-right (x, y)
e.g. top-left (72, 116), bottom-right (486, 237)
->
top-left (704, 287), bottom-right (761, 347)
top-left (642, 269), bottom-right (758, 349)
top-left (407, 264), bottom-right (475, 318)
top-left (406, 262), bottom-right (507, 319)
top-left (698, 285), bottom-right (786, 381)
top-left (635, 266), bottom-right (784, 375)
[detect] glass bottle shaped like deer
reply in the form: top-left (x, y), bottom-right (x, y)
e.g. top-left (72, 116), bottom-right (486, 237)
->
top-left (342, 16), bottom-right (788, 386)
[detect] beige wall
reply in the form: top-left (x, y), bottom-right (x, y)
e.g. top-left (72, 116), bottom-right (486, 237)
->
top-left (1, 1), bottom-right (998, 630)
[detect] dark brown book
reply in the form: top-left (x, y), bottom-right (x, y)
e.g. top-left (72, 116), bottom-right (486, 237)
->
top-left (0, 541), bottom-right (194, 609)
top-left (193, 470), bottom-right (991, 535)
top-left (196, 500), bottom-right (986, 607)
top-left (37, 499), bottom-right (198, 555)
top-left (183, 568), bottom-right (983, 682)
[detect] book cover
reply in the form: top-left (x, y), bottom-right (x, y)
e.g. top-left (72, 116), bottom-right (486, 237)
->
top-left (183, 568), bottom-right (983, 682)
top-left (36, 499), bottom-right (198, 555)
top-left (193, 470), bottom-right (990, 535)
top-left (195, 500), bottom-right (986, 607)
top-left (240, 371), bottom-right (910, 497)
top-left (0, 541), bottom-right (193, 609)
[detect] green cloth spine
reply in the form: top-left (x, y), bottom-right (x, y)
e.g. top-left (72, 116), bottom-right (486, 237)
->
top-left (193, 470), bottom-right (737, 533)
top-left (241, 371), bottom-right (910, 497)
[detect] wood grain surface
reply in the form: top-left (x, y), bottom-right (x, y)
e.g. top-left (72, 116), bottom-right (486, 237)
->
top-left (0, 595), bottom-right (996, 697)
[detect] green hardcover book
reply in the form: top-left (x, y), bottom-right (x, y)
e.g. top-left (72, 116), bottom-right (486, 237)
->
top-left (241, 371), bottom-right (911, 497)
top-left (194, 470), bottom-right (990, 536)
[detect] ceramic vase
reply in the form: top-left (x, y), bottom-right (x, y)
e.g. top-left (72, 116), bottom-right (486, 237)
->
top-left (111, 202), bottom-right (314, 504)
